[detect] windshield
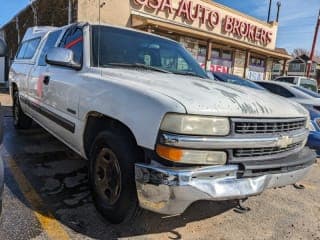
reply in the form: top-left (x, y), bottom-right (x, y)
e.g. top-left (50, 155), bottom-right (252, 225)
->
top-left (300, 78), bottom-right (318, 92)
top-left (293, 86), bottom-right (320, 98)
top-left (213, 73), bottom-right (265, 90)
top-left (91, 26), bottom-right (207, 78)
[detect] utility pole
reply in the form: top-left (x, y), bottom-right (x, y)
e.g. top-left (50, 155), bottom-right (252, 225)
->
top-left (306, 9), bottom-right (320, 78)
top-left (267, 0), bottom-right (272, 22)
top-left (68, 0), bottom-right (72, 24)
top-left (276, 1), bottom-right (281, 22)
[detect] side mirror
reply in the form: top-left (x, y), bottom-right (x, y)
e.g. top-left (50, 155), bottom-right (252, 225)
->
top-left (0, 39), bottom-right (8, 57)
top-left (46, 47), bottom-right (81, 70)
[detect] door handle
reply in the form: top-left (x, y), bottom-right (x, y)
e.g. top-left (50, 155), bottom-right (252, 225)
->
top-left (43, 76), bottom-right (50, 85)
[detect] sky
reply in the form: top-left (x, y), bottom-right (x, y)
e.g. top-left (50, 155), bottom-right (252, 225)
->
top-left (0, 0), bottom-right (319, 54)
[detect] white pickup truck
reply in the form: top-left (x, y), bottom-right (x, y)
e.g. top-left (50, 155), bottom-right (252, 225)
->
top-left (4, 23), bottom-right (316, 223)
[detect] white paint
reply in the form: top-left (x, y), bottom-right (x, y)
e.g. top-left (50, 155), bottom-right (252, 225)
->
top-left (9, 24), bottom-right (309, 159)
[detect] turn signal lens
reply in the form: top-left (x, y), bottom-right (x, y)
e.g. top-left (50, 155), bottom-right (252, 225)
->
top-left (156, 145), bottom-right (227, 165)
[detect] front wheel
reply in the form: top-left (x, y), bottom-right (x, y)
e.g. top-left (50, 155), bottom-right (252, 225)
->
top-left (13, 92), bottom-right (32, 129)
top-left (89, 131), bottom-right (140, 224)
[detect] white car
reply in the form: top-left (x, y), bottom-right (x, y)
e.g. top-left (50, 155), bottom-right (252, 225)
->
top-left (254, 80), bottom-right (320, 110)
top-left (5, 23), bottom-right (316, 223)
top-left (274, 76), bottom-right (318, 92)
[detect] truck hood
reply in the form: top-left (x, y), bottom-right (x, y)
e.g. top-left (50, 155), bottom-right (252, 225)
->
top-left (101, 68), bottom-right (308, 118)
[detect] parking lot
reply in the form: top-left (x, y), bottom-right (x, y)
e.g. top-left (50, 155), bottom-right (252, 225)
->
top-left (0, 92), bottom-right (319, 240)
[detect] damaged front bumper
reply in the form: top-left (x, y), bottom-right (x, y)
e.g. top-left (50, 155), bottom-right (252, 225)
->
top-left (135, 148), bottom-right (315, 215)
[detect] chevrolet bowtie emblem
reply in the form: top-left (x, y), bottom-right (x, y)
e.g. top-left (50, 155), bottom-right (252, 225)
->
top-left (277, 135), bottom-right (293, 149)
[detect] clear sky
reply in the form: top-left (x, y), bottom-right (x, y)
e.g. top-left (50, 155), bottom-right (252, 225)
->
top-left (0, 0), bottom-right (319, 54)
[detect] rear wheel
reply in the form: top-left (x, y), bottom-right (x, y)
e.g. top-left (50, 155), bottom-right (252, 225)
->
top-left (89, 130), bottom-right (140, 224)
top-left (13, 92), bottom-right (32, 129)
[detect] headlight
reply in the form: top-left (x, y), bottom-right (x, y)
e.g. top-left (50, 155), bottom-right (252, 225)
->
top-left (307, 120), bottom-right (316, 131)
top-left (160, 114), bottom-right (230, 136)
top-left (156, 145), bottom-right (227, 165)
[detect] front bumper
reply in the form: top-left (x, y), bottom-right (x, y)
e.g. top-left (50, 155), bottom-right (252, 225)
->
top-left (135, 148), bottom-right (315, 215)
top-left (307, 131), bottom-right (320, 155)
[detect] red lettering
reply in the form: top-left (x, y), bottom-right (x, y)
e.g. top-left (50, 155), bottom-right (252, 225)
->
top-left (188, 2), bottom-right (202, 21)
top-left (233, 18), bottom-right (241, 36)
top-left (147, 0), bottom-right (161, 9)
top-left (249, 25), bottom-right (256, 41)
top-left (240, 22), bottom-right (248, 37)
top-left (255, 28), bottom-right (262, 41)
top-left (176, 0), bottom-right (190, 20)
top-left (266, 32), bottom-right (273, 44)
top-left (160, 0), bottom-right (173, 13)
top-left (208, 11), bottom-right (219, 28)
top-left (224, 16), bottom-right (233, 33)
top-left (199, 7), bottom-right (210, 24)
top-left (133, 0), bottom-right (148, 6)
top-left (260, 29), bottom-right (266, 44)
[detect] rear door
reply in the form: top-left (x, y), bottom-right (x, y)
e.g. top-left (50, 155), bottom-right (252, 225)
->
top-left (10, 37), bottom-right (41, 113)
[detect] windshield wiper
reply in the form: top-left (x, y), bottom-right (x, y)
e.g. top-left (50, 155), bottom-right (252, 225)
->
top-left (107, 63), bottom-right (170, 73)
top-left (172, 71), bottom-right (205, 79)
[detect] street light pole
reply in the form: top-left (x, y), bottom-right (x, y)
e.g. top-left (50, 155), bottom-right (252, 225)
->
top-left (276, 1), bottom-right (281, 22)
top-left (307, 9), bottom-right (320, 78)
top-left (267, 0), bottom-right (272, 22)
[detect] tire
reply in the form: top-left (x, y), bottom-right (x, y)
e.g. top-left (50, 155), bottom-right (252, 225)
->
top-left (89, 130), bottom-right (140, 224)
top-left (13, 92), bottom-right (32, 129)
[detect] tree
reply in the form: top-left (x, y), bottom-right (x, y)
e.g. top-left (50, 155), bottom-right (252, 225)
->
top-left (291, 48), bottom-right (309, 57)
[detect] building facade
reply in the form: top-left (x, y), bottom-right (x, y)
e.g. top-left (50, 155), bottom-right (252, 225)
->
top-left (1, 0), bottom-right (291, 81)
top-left (287, 55), bottom-right (320, 83)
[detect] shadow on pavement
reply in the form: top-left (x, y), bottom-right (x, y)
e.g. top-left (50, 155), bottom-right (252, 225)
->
top-left (2, 113), bottom-right (236, 239)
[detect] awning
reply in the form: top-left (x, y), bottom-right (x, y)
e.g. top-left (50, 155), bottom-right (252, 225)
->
top-left (131, 14), bottom-right (291, 60)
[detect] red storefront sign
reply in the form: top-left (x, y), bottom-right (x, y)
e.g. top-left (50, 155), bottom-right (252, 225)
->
top-left (200, 63), bottom-right (229, 73)
top-left (133, 0), bottom-right (273, 45)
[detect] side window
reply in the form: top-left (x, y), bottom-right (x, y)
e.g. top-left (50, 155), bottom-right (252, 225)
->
top-left (59, 27), bottom-right (83, 64)
top-left (260, 83), bottom-right (294, 98)
top-left (16, 42), bottom-right (28, 59)
top-left (276, 77), bottom-right (295, 84)
top-left (277, 86), bottom-right (295, 98)
top-left (38, 30), bottom-right (62, 66)
top-left (16, 38), bottom-right (41, 60)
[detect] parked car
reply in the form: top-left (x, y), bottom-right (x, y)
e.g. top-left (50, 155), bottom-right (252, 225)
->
top-left (254, 80), bottom-right (320, 156)
top-left (253, 80), bottom-right (320, 111)
top-left (304, 106), bottom-right (320, 156)
top-left (208, 72), bottom-right (265, 90)
top-left (274, 76), bottom-right (318, 92)
top-left (0, 39), bottom-right (6, 217)
top-left (0, 104), bottom-right (3, 217)
top-left (6, 24), bottom-right (316, 223)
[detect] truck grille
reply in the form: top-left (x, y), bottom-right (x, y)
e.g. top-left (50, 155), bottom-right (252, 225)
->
top-left (233, 142), bottom-right (302, 158)
top-left (234, 119), bottom-right (306, 134)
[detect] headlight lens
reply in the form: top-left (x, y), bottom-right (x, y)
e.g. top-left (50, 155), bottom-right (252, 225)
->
top-left (308, 120), bottom-right (316, 131)
top-left (160, 114), bottom-right (230, 136)
top-left (156, 145), bottom-right (227, 165)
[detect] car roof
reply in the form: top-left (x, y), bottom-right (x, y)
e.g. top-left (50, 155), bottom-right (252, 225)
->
top-left (22, 26), bottom-right (58, 42)
top-left (253, 80), bottom-right (296, 88)
top-left (254, 80), bottom-right (315, 99)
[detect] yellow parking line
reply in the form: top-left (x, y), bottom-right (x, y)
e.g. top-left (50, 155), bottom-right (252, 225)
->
top-left (4, 148), bottom-right (70, 240)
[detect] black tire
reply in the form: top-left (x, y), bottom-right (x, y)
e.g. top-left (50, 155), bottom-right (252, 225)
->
top-left (89, 130), bottom-right (140, 224)
top-left (13, 92), bottom-right (32, 129)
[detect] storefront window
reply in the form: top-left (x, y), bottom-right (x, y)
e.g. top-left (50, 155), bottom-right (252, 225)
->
top-left (210, 48), bottom-right (233, 72)
top-left (248, 56), bottom-right (266, 81)
top-left (212, 48), bottom-right (220, 58)
top-left (250, 56), bottom-right (265, 67)
top-left (197, 45), bottom-right (207, 64)
top-left (222, 50), bottom-right (232, 60)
